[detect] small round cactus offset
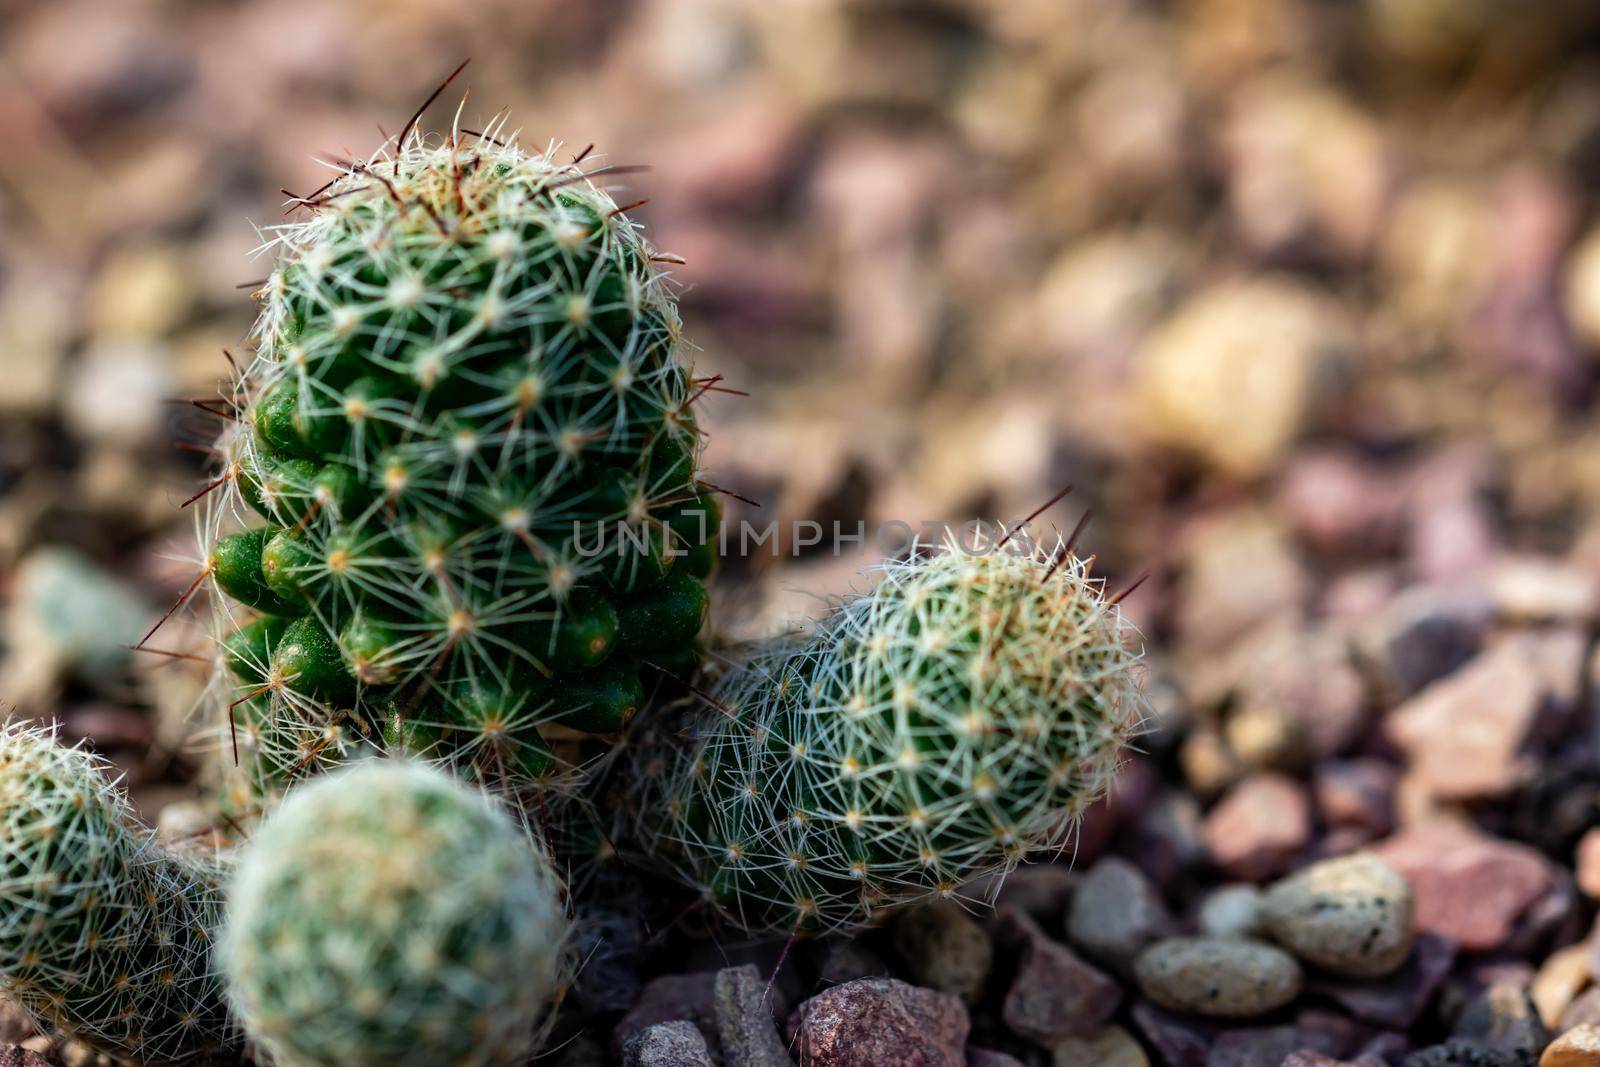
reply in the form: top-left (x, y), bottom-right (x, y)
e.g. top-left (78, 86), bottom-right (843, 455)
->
top-left (630, 532), bottom-right (1147, 934)
top-left (201, 123), bottom-right (716, 802)
top-left (0, 722), bottom-right (233, 1064)
top-left (221, 759), bottom-right (571, 1067)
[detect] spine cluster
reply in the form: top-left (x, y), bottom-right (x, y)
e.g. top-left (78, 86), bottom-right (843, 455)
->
top-left (0, 723), bottom-right (234, 1064)
top-left (628, 533), bottom-right (1147, 934)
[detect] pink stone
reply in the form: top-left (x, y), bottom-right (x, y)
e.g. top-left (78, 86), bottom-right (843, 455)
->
top-left (1374, 825), bottom-right (1556, 951)
top-left (787, 979), bottom-right (967, 1067)
top-left (1386, 632), bottom-right (1585, 801)
top-left (1203, 773), bottom-right (1311, 882)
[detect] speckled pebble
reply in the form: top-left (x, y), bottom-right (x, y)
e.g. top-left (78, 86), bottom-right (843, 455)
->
top-left (1260, 852), bottom-right (1416, 978)
top-left (1542, 1023), bottom-right (1600, 1066)
top-left (622, 1021), bottom-right (715, 1067)
top-left (1132, 936), bottom-right (1303, 1018)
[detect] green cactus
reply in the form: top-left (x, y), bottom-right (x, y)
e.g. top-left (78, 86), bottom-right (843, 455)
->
top-left (0, 722), bottom-right (234, 1064)
top-left (629, 533), bottom-right (1146, 934)
top-left (198, 124), bottom-right (716, 805)
top-left (221, 759), bottom-right (571, 1067)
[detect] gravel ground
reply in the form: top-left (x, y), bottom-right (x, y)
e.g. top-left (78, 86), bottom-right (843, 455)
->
top-left (9, 1), bottom-right (1600, 1065)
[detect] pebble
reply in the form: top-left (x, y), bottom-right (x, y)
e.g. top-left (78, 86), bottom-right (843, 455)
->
top-left (1358, 586), bottom-right (1490, 702)
top-left (1402, 1043), bottom-right (1522, 1067)
top-left (786, 978), bottom-right (967, 1067)
top-left (1232, 627), bottom-right (1370, 759)
top-left (50, 1037), bottom-right (111, 1067)
top-left (615, 974), bottom-right (719, 1060)
top-left (1512, 883), bottom-right (1585, 962)
top-left (887, 899), bottom-right (993, 1005)
top-left (1132, 937), bottom-right (1303, 1019)
top-left (1308, 932), bottom-right (1457, 1029)
top-left (1260, 853), bottom-right (1416, 977)
top-left (1562, 989), bottom-right (1600, 1032)
top-left (1208, 1025), bottom-right (1325, 1067)
top-left (1542, 1024), bottom-right (1600, 1066)
top-left (1386, 632), bottom-right (1586, 801)
top-left (1360, 1034), bottom-right (1417, 1062)
top-left (1315, 761), bottom-right (1398, 842)
top-left (967, 1050), bottom-right (1026, 1067)
top-left (89, 243), bottom-right (193, 342)
top-left (985, 864), bottom-right (1076, 925)
top-left (1181, 727), bottom-right (1247, 800)
top-left (1297, 1008), bottom-right (1389, 1056)
top-left (712, 965), bottom-right (790, 1067)
top-left (1199, 884), bottom-right (1264, 939)
top-left (0, 273), bottom-right (71, 417)
top-left (1130, 1000), bottom-right (1214, 1067)
top-left (1203, 773), bottom-right (1312, 882)
top-left (1065, 857), bottom-right (1172, 968)
top-left (1404, 449), bottom-right (1500, 586)
top-left (998, 908), bottom-right (1121, 1043)
top-left (0, 1000), bottom-right (33, 1045)
top-left (1453, 983), bottom-right (1550, 1064)
top-left (1532, 945), bottom-right (1592, 1029)
top-left (1279, 449), bottom-right (1407, 555)
top-left (1574, 830), bottom-right (1600, 900)
top-left (1127, 788), bottom-right (1209, 888)
top-left (1375, 825), bottom-right (1556, 951)
top-left (1225, 705), bottom-right (1310, 774)
top-left (1568, 225), bottom-right (1600, 348)
top-left (1052, 1024), bottom-right (1148, 1067)
top-left (1174, 509), bottom-right (1309, 666)
top-left (64, 342), bottom-right (171, 447)
top-left (0, 1050), bottom-right (51, 1067)
top-left (622, 1021), bottom-right (715, 1067)
top-left (6, 547), bottom-right (149, 678)
top-left (1491, 557), bottom-right (1598, 623)
top-left (1135, 279), bottom-right (1339, 478)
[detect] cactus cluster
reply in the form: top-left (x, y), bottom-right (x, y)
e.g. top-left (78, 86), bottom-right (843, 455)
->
top-left (201, 126), bottom-right (715, 807)
top-left (80, 87), bottom-right (1154, 1062)
top-left (0, 722), bottom-right (233, 1064)
top-left (628, 533), bottom-right (1147, 934)
top-left (221, 759), bottom-right (571, 1067)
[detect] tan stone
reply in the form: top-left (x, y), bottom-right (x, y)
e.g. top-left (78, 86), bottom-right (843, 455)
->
top-left (1566, 226), bottom-right (1600, 351)
top-left (1259, 852), bottom-right (1416, 978)
top-left (1576, 829), bottom-right (1600, 900)
top-left (1542, 1024), bottom-right (1600, 1066)
top-left (1134, 937), bottom-right (1302, 1019)
top-left (89, 243), bottom-right (192, 341)
top-left (1534, 945), bottom-right (1594, 1029)
top-left (1054, 1025), bottom-right (1148, 1067)
top-left (1136, 279), bottom-right (1347, 477)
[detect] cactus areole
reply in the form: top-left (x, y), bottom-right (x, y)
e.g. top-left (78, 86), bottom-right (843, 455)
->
top-left (202, 128), bottom-right (715, 799)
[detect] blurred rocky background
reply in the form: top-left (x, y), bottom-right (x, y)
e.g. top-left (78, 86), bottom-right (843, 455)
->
top-left (11, 0), bottom-right (1600, 1063)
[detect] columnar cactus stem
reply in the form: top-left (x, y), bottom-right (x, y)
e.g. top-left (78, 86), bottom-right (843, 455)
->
top-left (0, 722), bottom-right (234, 1064)
top-left (197, 118), bottom-right (714, 807)
top-left (629, 532), bottom-right (1147, 934)
top-left (221, 759), bottom-right (572, 1067)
